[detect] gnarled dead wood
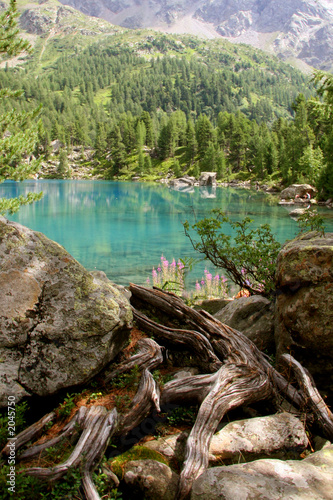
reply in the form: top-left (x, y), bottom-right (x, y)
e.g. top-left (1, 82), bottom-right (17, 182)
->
top-left (23, 406), bottom-right (118, 500)
top-left (133, 308), bottom-right (222, 372)
top-left (1, 411), bottom-right (56, 457)
top-left (281, 353), bottom-right (333, 441)
top-left (104, 337), bottom-right (163, 384)
top-left (18, 406), bottom-right (88, 461)
top-left (115, 368), bottom-right (160, 437)
top-left (130, 284), bottom-right (304, 408)
top-left (176, 362), bottom-right (272, 500)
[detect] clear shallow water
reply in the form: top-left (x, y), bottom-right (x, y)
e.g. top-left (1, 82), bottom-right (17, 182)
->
top-left (2, 180), bottom-right (333, 286)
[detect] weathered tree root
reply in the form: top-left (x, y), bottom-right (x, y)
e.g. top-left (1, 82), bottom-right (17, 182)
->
top-left (281, 353), bottom-right (333, 441)
top-left (134, 308), bottom-right (222, 373)
top-left (129, 284), bottom-right (327, 499)
top-left (21, 406), bottom-right (118, 500)
top-left (115, 368), bottom-right (161, 437)
top-left (104, 337), bottom-right (164, 384)
top-left (1, 410), bottom-right (56, 458)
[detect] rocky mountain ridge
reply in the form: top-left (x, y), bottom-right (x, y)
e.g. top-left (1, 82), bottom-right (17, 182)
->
top-left (56, 0), bottom-right (333, 70)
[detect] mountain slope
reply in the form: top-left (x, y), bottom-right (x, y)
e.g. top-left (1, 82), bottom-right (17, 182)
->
top-left (56, 0), bottom-right (333, 71)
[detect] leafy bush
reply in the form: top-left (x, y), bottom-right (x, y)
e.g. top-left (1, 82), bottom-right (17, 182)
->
top-left (184, 209), bottom-right (281, 296)
top-left (296, 208), bottom-right (325, 235)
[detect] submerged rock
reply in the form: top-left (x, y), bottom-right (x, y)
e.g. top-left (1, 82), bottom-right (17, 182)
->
top-left (0, 217), bottom-right (132, 407)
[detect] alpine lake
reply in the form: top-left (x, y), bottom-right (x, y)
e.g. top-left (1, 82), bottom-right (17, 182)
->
top-left (2, 180), bottom-right (333, 290)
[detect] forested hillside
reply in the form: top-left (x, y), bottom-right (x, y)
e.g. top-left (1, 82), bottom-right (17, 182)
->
top-left (1, 12), bottom-right (333, 198)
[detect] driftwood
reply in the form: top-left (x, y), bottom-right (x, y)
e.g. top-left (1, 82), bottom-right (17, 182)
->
top-left (3, 284), bottom-right (332, 500)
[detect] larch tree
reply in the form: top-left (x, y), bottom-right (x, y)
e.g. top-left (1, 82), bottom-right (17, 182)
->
top-left (0, 0), bottom-right (43, 215)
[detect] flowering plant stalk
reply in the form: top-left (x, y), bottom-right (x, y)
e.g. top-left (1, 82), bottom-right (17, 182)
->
top-left (147, 256), bottom-right (229, 300)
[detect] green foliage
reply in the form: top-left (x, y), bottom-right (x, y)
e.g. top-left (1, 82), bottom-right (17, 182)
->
top-left (184, 210), bottom-right (281, 296)
top-left (0, 401), bottom-right (29, 449)
top-left (296, 208), bottom-right (325, 235)
top-left (57, 393), bottom-right (77, 419)
top-left (0, 466), bottom-right (83, 499)
top-left (109, 365), bottom-right (140, 389)
top-left (167, 406), bottom-right (197, 426)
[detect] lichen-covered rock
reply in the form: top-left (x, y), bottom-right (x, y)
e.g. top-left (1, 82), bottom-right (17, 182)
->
top-left (123, 459), bottom-right (179, 500)
top-left (144, 413), bottom-right (308, 465)
top-left (275, 232), bottom-right (333, 397)
top-left (191, 444), bottom-right (333, 500)
top-left (0, 217), bottom-right (132, 407)
top-left (214, 295), bottom-right (275, 352)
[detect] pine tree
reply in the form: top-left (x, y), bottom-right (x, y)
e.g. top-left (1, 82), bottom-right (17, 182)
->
top-left (137, 149), bottom-right (145, 173)
top-left (185, 120), bottom-right (197, 164)
top-left (57, 149), bottom-right (70, 179)
top-left (144, 154), bottom-right (152, 173)
top-left (0, 0), bottom-right (43, 215)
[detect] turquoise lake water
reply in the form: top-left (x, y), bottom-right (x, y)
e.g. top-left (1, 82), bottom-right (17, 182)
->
top-left (2, 180), bottom-right (333, 286)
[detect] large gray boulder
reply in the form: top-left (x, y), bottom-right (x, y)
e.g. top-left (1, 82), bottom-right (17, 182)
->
top-left (275, 231), bottom-right (333, 397)
top-left (214, 295), bottom-right (275, 352)
top-left (0, 217), bottom-right (132, 407)
top-left (191, 444), bottom-right (333, 500)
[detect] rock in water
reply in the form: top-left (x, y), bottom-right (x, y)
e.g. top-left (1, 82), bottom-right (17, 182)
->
top-left (0, 217), bottom-right (132, 407)
top-left (275, 231), bottom-right (333, 400)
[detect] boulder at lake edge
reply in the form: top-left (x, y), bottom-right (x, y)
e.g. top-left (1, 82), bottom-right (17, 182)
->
top-left (275, 231), bottom-right (333, 399)
top-left (0, 217), bottom-right (133, 407)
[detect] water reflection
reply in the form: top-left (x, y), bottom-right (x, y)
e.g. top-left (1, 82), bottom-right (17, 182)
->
top-left (1, 180), bottom-right (332, 286)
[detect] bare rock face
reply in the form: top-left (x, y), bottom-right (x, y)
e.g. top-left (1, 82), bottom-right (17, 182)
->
top-left (57, 0), bottom-right (333, 70)
top-left (0, 217), bottom-right (132, 407)
top-left (275, 232), bottom-right (333, 399)
top-left (191, 444), bottom-right (333, 500)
